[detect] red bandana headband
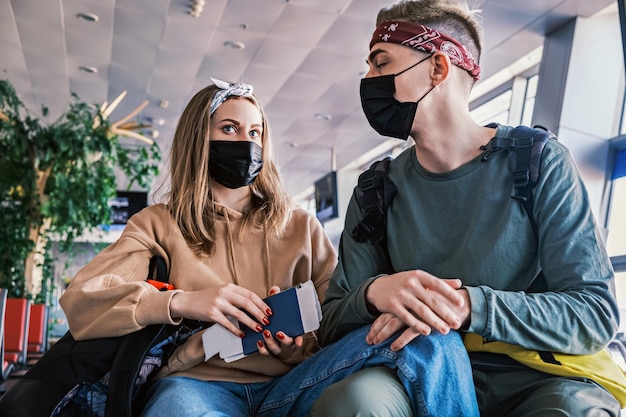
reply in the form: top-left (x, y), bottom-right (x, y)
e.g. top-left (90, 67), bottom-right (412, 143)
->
top-left (370, 20), bottom-right (481, 81)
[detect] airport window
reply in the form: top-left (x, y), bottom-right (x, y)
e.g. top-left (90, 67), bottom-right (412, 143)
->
top-left (620, 93), bottom-right (626, 136)
top-left (520, 74), bottom-right (538, 126)
top-left (615, 269), bottom-right (626, 333)
top-left (470, 72), bottom-right (539, 127)
top-left (606, 145), bottom-right (626, 328)
top-left (607, 176), bottom-right (626, 258)
top-left (470, 89), bottom-right (512, 126)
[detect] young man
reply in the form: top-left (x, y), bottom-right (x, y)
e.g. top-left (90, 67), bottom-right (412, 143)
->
top-left (316, 0), bottom-right (624, 415)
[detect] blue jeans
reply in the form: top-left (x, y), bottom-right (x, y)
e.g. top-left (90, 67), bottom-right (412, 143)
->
top-left (140, 325), bottom-right (479, 416)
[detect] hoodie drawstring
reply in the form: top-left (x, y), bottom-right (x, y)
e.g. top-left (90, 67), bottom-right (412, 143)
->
top-left (222, 206), bottom-right (240, 286)
top-left (262, 221), bottom-right (272, 292)
top-left (221, 206), bottom-right (272, 293)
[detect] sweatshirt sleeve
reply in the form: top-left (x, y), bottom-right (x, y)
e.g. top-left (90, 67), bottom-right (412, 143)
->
top-left (465, 144), bottom-right (619, 354)
top-left (280, 212), bottom-right (338, 363)
top-left (59, 207), bottom-right (181, 340)
top-left (308, 213), bottom-right (337, 304)
top-left (318, 192), bottom-right (389, 346)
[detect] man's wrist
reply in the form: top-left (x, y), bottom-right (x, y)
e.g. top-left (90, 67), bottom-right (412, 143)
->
top-left (458, 287), bottom-right (472, 330)
top-left (364, 280), bottom-right (381, 315)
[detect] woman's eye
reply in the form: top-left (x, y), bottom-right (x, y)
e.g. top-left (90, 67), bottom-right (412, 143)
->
top-left (249, 129), bottom-right (261, 138)
top-left (222, 124), bottom-right (236, 134)
top-left (375, 62), bottom-right (387, 70)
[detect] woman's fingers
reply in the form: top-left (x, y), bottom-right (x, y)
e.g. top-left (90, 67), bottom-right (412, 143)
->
top-left (268, 285), bottom-right (281, 296)
top-left (170, 284), bottom-right (274, 338)
top-left (257, 330), bottom-right (301, 356)
top-left (258, 330), bottom-right (281, 355)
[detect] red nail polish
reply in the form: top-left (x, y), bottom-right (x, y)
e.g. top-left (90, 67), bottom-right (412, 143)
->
top-left (239, 331), bottom-right (245, 338)
top-left (262, 317), bottom-right (270, 325)
top-left (257, 340), bottom-right (263, 348)
top-left (266, 308), bottom-right (273, 316)
top-left (263, 330), bottom-right (271, 338)
top-left (255, 324), bottom-right (263, 332)
top-left (276, 332), bottom-right (284, 340)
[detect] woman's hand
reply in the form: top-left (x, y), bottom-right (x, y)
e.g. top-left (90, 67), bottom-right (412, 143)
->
top-left (256, 285), bottom-right (304, 357)
top-left (256, 329), bottom-right (304, 357)
top-left (169, 283), bottom-right (272, 338)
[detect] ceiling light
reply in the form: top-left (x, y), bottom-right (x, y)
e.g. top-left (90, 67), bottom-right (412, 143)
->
top-left (79, 66), bottom-right (98, 74)
top-left (189, 0), bottom-right (205, 17)
top-left (224, 40), bottom-right (245, 50)
top-left (149, 117), bottom-right (165, 126)
top-left (315, 113), bottom-right (332, 121)
top-left (77, 12), bottom-right (99, 22)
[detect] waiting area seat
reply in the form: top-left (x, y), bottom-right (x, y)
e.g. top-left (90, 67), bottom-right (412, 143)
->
top-left (3, 297), bottom-right (30, 369)
top-left (26, 303), bottom-right (48, 364)
top-left (1, 288), bottom-right (13, 380)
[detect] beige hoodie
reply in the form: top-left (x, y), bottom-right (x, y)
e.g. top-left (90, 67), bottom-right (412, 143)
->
top-left (59, 203), bottom-right (337, 383)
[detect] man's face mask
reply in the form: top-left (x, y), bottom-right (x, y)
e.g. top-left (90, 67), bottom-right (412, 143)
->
top-left (360, 55), bottom-right (434, 140)
top-left (209, 140), bottom-right (264, 189)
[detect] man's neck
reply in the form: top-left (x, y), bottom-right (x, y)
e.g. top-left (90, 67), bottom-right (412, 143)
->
top-left (412, 110), bottom-right (494, 173)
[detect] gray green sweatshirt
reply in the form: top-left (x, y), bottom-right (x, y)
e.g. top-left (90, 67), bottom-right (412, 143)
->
top-left (319, 135), bottom-right (619, 355)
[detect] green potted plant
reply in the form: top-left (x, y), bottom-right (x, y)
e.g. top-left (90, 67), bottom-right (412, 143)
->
top-left (0, 79), bottom-right (161, 303)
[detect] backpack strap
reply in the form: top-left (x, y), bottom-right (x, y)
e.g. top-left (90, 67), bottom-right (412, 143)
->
top-left (482, 123), bottom-right (555, 241)
top-left (482, 124), bottom-right (555, 293)
top-left (351, 157), bottom-right (397, 245)
top-left (106, 255), bottom-right (172, 417)
top-left (147, 255), bottom-right (173, 291)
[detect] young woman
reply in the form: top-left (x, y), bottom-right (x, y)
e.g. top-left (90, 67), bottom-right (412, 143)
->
top-left (60, 79), bottom-right (477, 416)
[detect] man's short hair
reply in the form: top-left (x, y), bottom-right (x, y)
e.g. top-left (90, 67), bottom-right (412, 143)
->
top-left (376, 0), bottom-right (483, 71)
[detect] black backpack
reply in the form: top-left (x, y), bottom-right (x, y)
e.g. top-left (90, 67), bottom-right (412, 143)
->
top-left (351, 124), bottom-right (556, 246)
top-left (0, 256), bottom-right (193, 417)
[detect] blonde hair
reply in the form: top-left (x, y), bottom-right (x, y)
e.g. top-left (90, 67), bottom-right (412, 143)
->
top-left (165, 84), bottom-right (290, 255)
top-left (377, 0), bottom-right (483, 80)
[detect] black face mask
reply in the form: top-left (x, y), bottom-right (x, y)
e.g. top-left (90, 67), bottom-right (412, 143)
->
top-left (360, 55), bottom-right (434, 140)
top-left (209, 140), bottom-right (264, 189)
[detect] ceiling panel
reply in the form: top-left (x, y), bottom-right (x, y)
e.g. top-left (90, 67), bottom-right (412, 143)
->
top-left (0, 0), bottom-right (616, 199)
top-left (220, 0), bottom-right (284, 33)
top-left (317, 15), bottom-right (377, 58)
top-left (268, 4), bottom-right (338, 46)
top-left (295, 47), bottom-right (359, 80)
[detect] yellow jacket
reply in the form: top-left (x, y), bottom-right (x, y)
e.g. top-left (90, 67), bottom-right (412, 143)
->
top-left (464, 332), bottom-right (626, 407)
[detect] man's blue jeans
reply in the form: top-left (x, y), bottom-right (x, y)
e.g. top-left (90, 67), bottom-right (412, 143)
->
top-left (140, 325), bottom-right (479, 416)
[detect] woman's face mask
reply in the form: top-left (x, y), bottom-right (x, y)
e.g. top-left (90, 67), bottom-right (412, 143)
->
top-left (360, 55), bottom-right (434, 140)
top-left (209, 140), bottom-right (264, 189)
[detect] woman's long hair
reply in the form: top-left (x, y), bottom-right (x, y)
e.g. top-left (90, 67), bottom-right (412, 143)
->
top-left (165, 84), bottom-right (291, 255)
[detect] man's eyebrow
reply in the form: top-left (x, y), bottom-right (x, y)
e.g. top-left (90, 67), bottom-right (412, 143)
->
top-left (367, 48), bottom-right (387, 64)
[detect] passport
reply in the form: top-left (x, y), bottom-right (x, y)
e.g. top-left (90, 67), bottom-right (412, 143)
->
top-left (202, 280), bottom-right (322, 362)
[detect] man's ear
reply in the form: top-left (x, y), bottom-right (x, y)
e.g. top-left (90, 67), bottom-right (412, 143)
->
top-left (430, 51), bottom-right (450, 86)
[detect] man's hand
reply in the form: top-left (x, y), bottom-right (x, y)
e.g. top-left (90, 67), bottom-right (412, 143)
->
top-left (364, 270), bottom-right (470, 350)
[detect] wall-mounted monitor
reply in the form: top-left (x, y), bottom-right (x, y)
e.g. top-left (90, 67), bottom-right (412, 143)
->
top-left (109, 191), bottom-right (148, 224)
top-left (314, 171), bottom-right (339, 222)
